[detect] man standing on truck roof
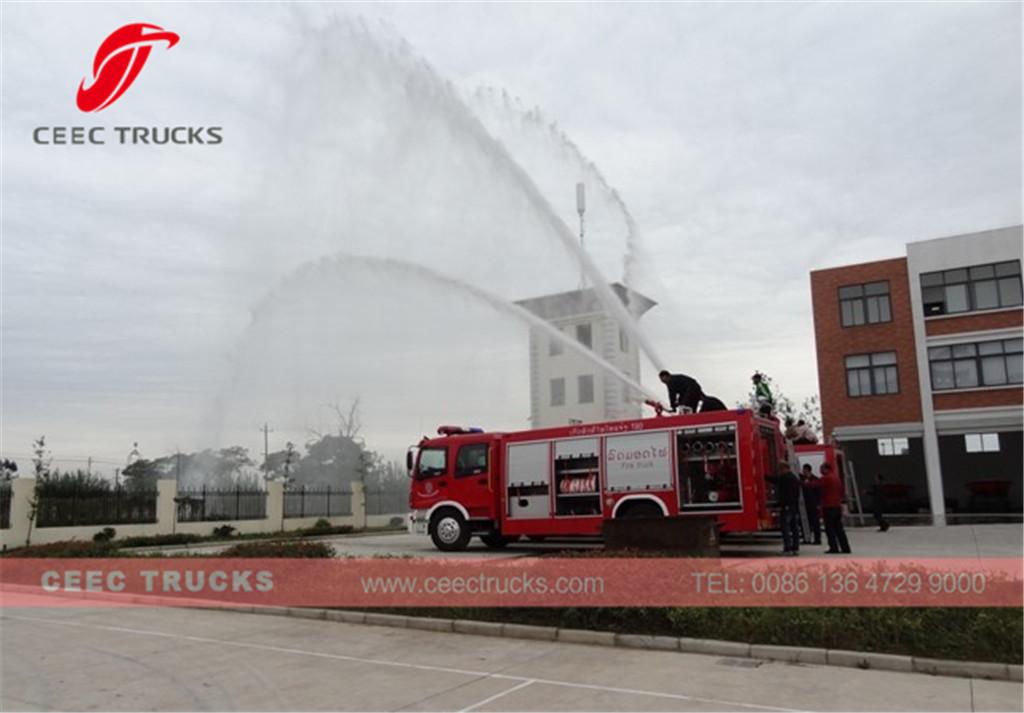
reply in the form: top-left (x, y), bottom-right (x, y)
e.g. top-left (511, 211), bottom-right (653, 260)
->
top-left (699, 394), bottom-right (728, 412)
top-left (752, 372), bottom-right (774, 416)
top-left (659, 370), bottom-right (705, 413)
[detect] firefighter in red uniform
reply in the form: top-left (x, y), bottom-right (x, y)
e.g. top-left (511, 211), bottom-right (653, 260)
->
top-left (803, 462), bottom-right (851, 554)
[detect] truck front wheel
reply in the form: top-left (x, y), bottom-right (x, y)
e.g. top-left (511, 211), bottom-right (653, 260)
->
top-left (430, 509), bottom-right (471, 551)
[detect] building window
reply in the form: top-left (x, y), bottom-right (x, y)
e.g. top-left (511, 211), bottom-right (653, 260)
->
top-left (877, 437), bottom-right (910, 456)
top-left (921, 261), bottom-right (1022, 316)
top-left (550, 378), bottom-right (565, 406)
top-left (549, 336), bottom-right (563, 356)
top-left (846, 352), bottom-right (899, 397)
top-left (839, 281), bottom-right (891, 327)
top-left (576, 323), bottom-right (592, 349)
top-left (965, 433), bottom-right (1000, 453)
top-left (619, 328), bottom-right (629, 353)
top-left (928, 338), bottom-right (1023, 391)
top-left (578, 374), bottom-right (594, 404)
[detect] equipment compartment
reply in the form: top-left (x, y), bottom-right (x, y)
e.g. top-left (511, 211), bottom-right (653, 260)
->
top-left (677, 424), bottom-right (741, 511)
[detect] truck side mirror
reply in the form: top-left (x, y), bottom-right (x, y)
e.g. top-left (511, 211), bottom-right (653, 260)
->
top-left (406, 449), bottom-right (414, 476)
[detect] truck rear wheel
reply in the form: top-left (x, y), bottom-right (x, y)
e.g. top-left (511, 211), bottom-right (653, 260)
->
top-left (430, 509), bottom-right (471, 551)
top-left (480, 532), bottom-right (516, 548)
top-left (618, 500), bottom-right (664, 519)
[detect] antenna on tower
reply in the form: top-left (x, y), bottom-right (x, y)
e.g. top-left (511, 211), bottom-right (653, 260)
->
top-left (576, 182), bottom-right (586, 289)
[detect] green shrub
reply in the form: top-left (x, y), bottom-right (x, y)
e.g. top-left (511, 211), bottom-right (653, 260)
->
top-left (218, 541), bottom-right (335, 558)
top-left (116, 533), bottom-right (206, 548)
top-left (92, 527), bottom-right (117, 543)
top-left (4, 540), bottom-right (119, 557)
top-left (363, 606), bottom-right (1021, 664)
top-left (299, 524), bottom-right (353, 538)
top-left (312, 518), bottom-right (332, 530)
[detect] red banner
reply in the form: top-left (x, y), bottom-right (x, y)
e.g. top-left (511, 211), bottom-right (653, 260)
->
top-left (1, 557), bottom-right (1020, 608)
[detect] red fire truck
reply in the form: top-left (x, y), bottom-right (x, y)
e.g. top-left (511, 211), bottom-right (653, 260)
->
top-left (408, 408), bottom-right (788, 551)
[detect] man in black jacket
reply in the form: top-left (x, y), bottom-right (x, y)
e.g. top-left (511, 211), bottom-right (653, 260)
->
top-left (658, 370), bottom-right (705, 413)
top-left (767, 461), bottom-right (802, 555)
top-left (800, 463), bottom-right (822, 545)
top-left (699, 395), bottom-right (728, 412)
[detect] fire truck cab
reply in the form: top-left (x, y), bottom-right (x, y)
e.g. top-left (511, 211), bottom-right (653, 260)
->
top-left (408, 409), bottom-right (788, 551)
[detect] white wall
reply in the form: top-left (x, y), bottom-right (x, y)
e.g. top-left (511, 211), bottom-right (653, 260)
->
top-left (531, 314), bottom-right (643, 428)
top-left (0, 480), bottom-right (388, 549)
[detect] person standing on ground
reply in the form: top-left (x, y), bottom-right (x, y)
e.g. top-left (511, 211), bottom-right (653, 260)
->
top-left (871, 474), bottom-right (891, 532)
top-left (805, 462), bottom-right (851, 553)
top-left (752, 372), bottom-right (774, 416)
top-left (659, 370), bottom-right (704, 413)
top-left (766, 461), bottom-right (802, 556)
top-left (799, 463), bottom-right (822, 545)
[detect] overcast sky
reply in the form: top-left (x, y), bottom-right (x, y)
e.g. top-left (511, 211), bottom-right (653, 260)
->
top-left (2, 2), bottom-right (1020, 473)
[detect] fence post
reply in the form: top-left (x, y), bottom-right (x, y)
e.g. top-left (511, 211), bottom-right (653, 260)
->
top-left (351, 482), bottom-right (367, 529)
top-left (0, 479), bottom-right (36, 550)
top-left (326, 488), bottom-right (331, 518)
top-left (266, 480), bottom-right (284, 532)
top-left (300, 485), bottom-right (305, 519)
top-left (156, 480), bottom-right (177, 533)
top-left (235, 488), bottom-right (241, 520)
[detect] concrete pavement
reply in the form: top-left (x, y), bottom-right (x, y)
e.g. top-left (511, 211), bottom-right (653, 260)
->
top-left (2, 598), bottom-right (1021, 712)
top-left (136, 523), bottom-right (1024, 560)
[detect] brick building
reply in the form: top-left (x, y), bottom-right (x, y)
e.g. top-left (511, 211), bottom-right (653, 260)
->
top-left (810, 225), bottom-right (1023, 524)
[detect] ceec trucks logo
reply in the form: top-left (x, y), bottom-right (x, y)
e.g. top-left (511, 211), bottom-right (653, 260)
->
top-left (76, 23), bottom-right (180, 112)
top-left (31, 22), bottom-right (222, 146)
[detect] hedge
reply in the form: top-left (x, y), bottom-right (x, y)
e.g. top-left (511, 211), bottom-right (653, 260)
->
top-left (363, 606), bottom-right (1021, 664)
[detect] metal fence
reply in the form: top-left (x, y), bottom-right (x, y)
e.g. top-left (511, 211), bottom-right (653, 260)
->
top-left (1, 483), bottom-right (11, 529)
top-left (365, 488), bottom-right (408, 516)
top-left (283, 486), bottom-right (352, 519)
top-left (175, 488), bottom-right (267, 522)
top-left (35, 488), bottom-right (158, 528)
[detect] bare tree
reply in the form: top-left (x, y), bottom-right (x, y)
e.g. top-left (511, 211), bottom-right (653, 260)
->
top-left (307, 398), bottom-right (363, 442)
top-left (32, 435), bottom-right (52, 481)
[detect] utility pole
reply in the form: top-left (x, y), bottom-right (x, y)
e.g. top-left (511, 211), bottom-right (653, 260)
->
top-left (87, 456), bottom-right (92, 476)
top-left (576, 182), bottom-right (586, 290)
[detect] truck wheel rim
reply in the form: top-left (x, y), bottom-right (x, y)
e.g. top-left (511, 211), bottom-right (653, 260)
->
top-left (437, 517), bottom-right (460, 544)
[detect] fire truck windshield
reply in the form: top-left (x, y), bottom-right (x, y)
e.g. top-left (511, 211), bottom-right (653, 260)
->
top-left (417, 447), bottom-right (447, 477)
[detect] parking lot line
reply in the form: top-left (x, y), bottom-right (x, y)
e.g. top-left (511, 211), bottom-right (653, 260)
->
top-left (3, 613), bottom-right (801, 712)
top-left (459, 680), bottom-right (536, 712)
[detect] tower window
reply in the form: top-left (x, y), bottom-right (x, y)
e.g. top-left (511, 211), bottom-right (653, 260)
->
top-left (576, 323), bottom-right (592, 349)
top-left (578, 375), bottom-right (594, 404)
top-left (550, 378), bottom-right (565, 407)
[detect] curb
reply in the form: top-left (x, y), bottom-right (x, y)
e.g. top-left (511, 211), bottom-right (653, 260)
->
top-left (244, 606), bottom-right (1022, 682)
top-left (117, 527), bottom-right (406, 554)
top-left (3, 583), bottom-right (1018, 684)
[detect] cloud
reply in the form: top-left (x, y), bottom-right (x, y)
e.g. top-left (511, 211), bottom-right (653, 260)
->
top-left (2, 3), bottom-right (1019, 468)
